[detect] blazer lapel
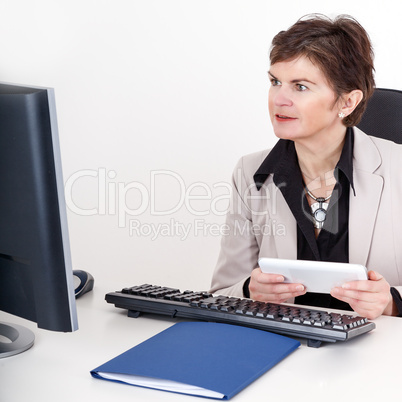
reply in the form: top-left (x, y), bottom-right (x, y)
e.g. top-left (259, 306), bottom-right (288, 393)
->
top-left (349, 128), bottom-right (384, 266)
top-left (271, 186), bottom-right (298, 260)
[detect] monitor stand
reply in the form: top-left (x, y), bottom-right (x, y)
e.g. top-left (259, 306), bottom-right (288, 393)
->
top-left (0, 322), bottom-right (35, 358)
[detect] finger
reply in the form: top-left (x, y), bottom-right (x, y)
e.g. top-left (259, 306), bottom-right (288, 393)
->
top-left (341, 279), bottom-right (380, 292)
top-left (332, 286), bottom-right (391, 310)
top-left (250, 280), bottom-right (306, 302)
top-left (331, 287), bottom-right (377, 303)
top-left (253, 270), bottom-right (305, 291)
top-left (269, 283), bottom-right (306, 295)
top-left (330, 289), bottom-right (375, 313)
top-left (341, 271), bottom-right (385, 291)
top-left (254, 270), bottom-right (285, 284)
top-left (367, 270), bottom-right (383, 281)
top-left (252, 282), bottom-right (305, 297)
top-left (342, 277), bottom-right (390, 295)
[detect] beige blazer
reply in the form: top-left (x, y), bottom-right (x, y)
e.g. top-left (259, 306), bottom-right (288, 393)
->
top-left (210, 128), bottom-right (402, 302)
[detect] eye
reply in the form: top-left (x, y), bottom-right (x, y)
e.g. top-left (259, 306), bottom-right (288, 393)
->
top-left (296, 84), bottom-right (308, 91)
top-left (270, 78), bottom-right (281, 87)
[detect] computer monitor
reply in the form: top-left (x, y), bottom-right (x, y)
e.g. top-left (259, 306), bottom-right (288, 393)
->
top-left (0, 82), bottom-right (78, 358)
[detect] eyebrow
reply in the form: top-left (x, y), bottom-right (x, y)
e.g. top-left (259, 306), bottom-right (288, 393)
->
top-left (268, 71), bottom-right (317, 85)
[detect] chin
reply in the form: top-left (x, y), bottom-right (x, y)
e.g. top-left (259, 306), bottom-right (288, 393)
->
top-left (271, 119), bottom-right (301, 140)
top-left (273, 127), bottom-right (301, 141)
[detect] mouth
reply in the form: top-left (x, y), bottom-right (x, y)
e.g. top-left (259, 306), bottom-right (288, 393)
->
top-left (275, 114), bottom-right (297, 122)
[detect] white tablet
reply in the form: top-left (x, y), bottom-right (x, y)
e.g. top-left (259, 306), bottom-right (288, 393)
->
top-left (258, 258), bottom-right (368, 294)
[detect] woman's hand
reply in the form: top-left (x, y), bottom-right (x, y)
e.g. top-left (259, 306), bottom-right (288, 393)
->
top-left (249, 267), bottom-right (306, 303)
top-left (330, 270), bottom-right (396, 320)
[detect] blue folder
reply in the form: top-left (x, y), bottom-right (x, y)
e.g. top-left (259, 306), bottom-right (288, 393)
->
top-left (91, 321), bottom-right (300, 400)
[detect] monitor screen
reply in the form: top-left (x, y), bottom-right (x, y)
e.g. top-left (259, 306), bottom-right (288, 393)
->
top-left (0, 83), bottom-right (78, 357)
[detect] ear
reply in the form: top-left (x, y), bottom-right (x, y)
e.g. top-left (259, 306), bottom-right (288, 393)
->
top-left (339, 90), bottom-right (364, 117)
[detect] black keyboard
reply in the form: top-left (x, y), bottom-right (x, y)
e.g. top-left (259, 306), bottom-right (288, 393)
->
top-left (106, 284), bottom-right (376, 348)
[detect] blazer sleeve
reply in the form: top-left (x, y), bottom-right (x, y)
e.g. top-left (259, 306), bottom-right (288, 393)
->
top-left (209, 155), bottom-right (263, 297)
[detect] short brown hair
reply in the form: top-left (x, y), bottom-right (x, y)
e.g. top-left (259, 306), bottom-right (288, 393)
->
top-left (270, 14), bottom-right (375, 126)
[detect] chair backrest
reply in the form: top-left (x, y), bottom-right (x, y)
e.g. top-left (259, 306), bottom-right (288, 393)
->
top-left (357, 88), bottom-right (402, 144)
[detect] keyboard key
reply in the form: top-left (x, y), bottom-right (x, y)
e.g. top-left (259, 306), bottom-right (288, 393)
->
top-left (333, 324), bottom-right (348, 330)
top-left (303, 319), bottom-right (314, 325)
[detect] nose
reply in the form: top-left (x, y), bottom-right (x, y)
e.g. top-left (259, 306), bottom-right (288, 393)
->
top-left (270, 85), bottom-right (293, 107)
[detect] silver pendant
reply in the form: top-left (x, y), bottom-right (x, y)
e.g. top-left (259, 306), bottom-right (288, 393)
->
top-left (310, 201), bottom-right (329, 229)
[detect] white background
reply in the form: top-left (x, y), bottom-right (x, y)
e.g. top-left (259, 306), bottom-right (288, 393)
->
top-left (1, 0), bottom-right (401, 293)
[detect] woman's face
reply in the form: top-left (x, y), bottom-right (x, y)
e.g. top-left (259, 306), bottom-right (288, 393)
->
top-left (268, 56), bottom-right (344, 144)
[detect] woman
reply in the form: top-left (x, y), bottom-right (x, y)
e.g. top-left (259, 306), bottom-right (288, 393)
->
top-left (210, 14), bottom-right (402, 320)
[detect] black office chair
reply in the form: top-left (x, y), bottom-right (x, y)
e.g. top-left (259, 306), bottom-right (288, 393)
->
top-left (357, 88), bottom-right (402, 144)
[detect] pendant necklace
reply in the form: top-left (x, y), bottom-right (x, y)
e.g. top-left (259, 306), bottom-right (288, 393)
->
top-left (305, 189), bottom-right (332, 229)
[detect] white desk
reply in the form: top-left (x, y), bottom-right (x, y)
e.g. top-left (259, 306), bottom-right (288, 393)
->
top-left (1, 284), bottom-right (401, 402)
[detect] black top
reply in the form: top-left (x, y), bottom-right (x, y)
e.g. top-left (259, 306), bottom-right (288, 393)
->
top-left (251, 127), bottom-right (355, 310)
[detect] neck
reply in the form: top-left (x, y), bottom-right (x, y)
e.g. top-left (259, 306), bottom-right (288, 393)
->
top-left (295, 128), bottom-right (347, 181)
